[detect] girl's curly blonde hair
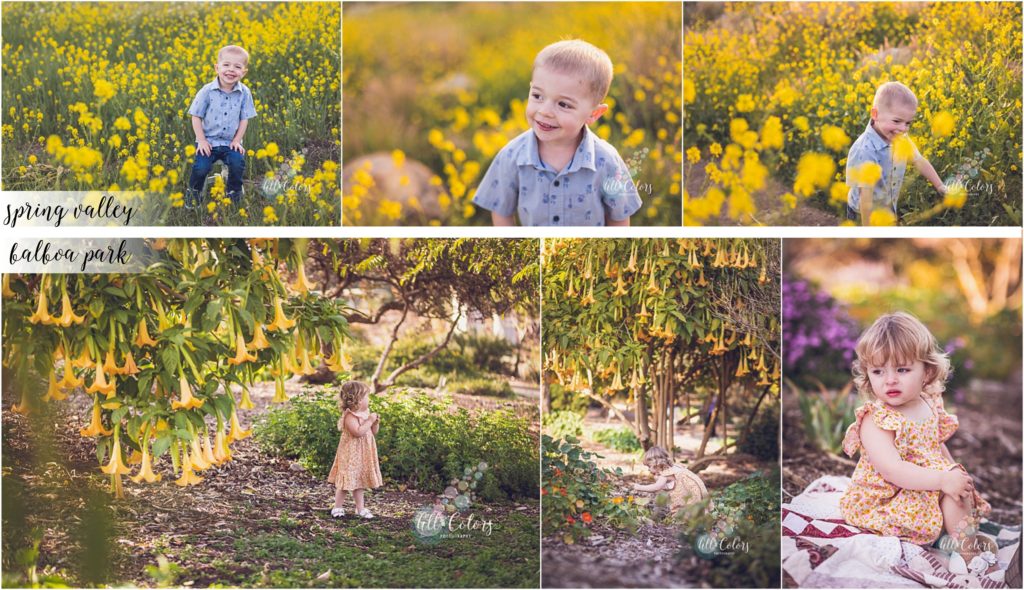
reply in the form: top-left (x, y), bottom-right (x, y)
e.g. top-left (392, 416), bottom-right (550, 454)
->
top-left (642, 446), bottom-right (673, 473)
top-left (338, 380), bottom-right (371, 412)
top-left (851, 312), bottom-right (950, 400)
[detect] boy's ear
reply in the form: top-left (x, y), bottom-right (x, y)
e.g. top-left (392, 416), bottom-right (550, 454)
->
top-left (587, 103), bottom-right (609, 124)
top-left (869, 107), bottom-right (879, 121)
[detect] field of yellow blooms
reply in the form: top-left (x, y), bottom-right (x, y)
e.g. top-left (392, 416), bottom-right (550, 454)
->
top-left (343, 2), bottom-right (682, 226)
top-left (1, 2), bottom-right (341, 226)
top-left (684, 2), bottom-right (1022, 226)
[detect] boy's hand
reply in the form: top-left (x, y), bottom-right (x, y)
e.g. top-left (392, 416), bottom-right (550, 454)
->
top-left (230, 139), bottom-right (245, 154)
top-left (196, 139), bottom-right (212, 156)
top-left (938, 183), bottom-right (948, 196)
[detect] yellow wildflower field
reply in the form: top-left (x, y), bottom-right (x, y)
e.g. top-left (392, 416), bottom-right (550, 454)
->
top-left (684, 2), bottom-right (1022, 226)
top-left (1, 2), bottom-right (341, 226)
top-left (343, 2), bottom-right (682, 226)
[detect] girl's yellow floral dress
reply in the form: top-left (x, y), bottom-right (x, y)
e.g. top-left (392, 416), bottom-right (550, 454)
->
top-left (839, 398), bottom-right (991, 544)
top-left (328, 409), bottom-right (383, 492)
top-left (663, 464), bottom-right (711, 512)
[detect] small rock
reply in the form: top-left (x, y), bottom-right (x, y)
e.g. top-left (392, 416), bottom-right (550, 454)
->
top-left (289, 462), bottom-right (305, 472)
top-left (315, 570), bottom-right (332, 581)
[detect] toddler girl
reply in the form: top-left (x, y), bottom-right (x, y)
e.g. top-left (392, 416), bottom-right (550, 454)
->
top-left (840, 312), bottom-right (993, 564)
top-left (632, 446), bottom-right (710, 514)
top-left (328, 381), bottom-right (383, 519)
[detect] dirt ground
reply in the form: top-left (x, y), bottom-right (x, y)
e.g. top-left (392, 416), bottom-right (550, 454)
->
top-left (2, 379), bottom-right (540, 587)
top-left (541, 411), bottom-right (777, 588)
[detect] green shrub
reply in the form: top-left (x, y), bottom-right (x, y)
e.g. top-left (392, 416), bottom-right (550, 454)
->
top-left (454, 333), bottom-right (517, 375)
top-left (548, 383), bottom-right (590, 414)
top-left (542, 435), bottom-right (646, 543)
top-left (591, 427), bottom-right (642, 452)
top-left (794, 384), bottom-right (858, 454)
top-left (543, 410), bottom-right (584, 440)
top-left (254, 388), bottom-right (538, 501)
top-left (737, 402), bottom-right (779, 462)
top-left (447, 376), bottom-right (514, 398)
top-left (677, 471), bottom-right (781, 588)
top-left (253, 386), bottom-right (340, 476)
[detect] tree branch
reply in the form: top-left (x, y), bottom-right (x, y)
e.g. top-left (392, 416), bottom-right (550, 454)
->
top-left (379, 307), bottom-right (464, 390)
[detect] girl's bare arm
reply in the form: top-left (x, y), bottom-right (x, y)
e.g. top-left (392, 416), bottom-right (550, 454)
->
top-left (343, 413), bottom-right (374, 438)
top-left (860, 414), bottom-right (971, 498)
top-left (633, 475), bottom-right (670, 492)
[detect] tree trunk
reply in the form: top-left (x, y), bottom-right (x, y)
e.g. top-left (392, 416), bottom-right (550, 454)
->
top-left (636, 380), bottom-right (652, 450)
top-left (738, 384), bottom-right (772, 448)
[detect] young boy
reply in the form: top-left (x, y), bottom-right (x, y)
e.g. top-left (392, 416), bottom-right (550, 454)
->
top-left (471, 40), bottom-right (642, 226)
top-left (185, 45), bottom-right (257, 208)
top-left (846, 81), bottom-right (947, 225)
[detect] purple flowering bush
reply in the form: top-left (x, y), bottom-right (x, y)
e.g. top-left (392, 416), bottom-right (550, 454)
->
top-left (782, 276), bottom-right (862, 390)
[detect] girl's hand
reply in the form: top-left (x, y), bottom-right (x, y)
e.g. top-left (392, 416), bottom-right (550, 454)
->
top-left (941, 468), bottom-right (973, 502)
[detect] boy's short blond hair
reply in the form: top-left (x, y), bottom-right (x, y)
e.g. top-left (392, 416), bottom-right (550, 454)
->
top-left (851, 311), bottom-right (950, 399)
top-left (534, 39), bottom-right (613, 103)
top-left (872, 81), bottom-right (918, 111)
top-left (218, 45), bottom-right (250, 65)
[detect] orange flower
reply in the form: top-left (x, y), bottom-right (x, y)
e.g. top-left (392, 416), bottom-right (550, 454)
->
top-left (581, 512), bottom-right (592, 524)
top-left (55, 289), bottom-right (86, 327)
top-left (566, 516), bottom-right (575, 524)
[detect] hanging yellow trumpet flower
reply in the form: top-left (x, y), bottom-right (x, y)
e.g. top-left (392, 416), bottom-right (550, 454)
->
top-left (122, 351), bottom-right (140, 375)
top-left (227, 408), bottom-right (252, 443)
top-left (292, 262), bottom-right (315, 294)
top-left (2, 274), bottom-right (15, 297)
top-left (58, 362), bottom-right (84, 390)
top-left (201, 431), bottom-right (218, 466)
top-left (580, 281), bottom-right (596, 306)
top-left (696, 268), bottom-right (708, 287)
top-left (134, 318), bottom-right (158, 347)
top-left (80, 397), bottom-right (113, 437)
top-left (213, 428), bottom-right (232, 464)
top-left (190, 435), bottom-right (212, 471)
top-left (28, 280), bottom-right (54, 324)
top-left (272, 373), bottom-right (288, 403)
top-left (266, 296), bottom-right (297, 331)
top-left (564, 276), bottom-right (577, 298)
top-left (55, 290), bottom-right (86, 327)
top-left (625, 245), bottom-right (638, 273)
top-left (613, 274), bottom-right (629, 296)
top-left (101, 431), bottom-right (132, 476)
top-left (43, 369), bottom-right (68, 402)
top-left (72, 347), bottom-right (95, 369)
top-left (131, 438), bottom-right (162, 484)
top-left (326, 347), bottom-right (351, 373)
top-left (247, 323), bottom-right (271, 350)
top-left (228, 332), bottom-right (258, 365)
top-left (238, 386), bottom-right (255, 410)
top-left (174, 452), bottom-right (204, 487)
top-left (86, 363), bottom-right (116, 397)
top-left (172, 374), bottom-right (205, 410)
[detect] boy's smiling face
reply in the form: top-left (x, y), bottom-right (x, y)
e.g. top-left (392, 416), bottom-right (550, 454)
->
top-left (871, 101), bottom-right (917, 144)
top-left (215, 50), bottom-right (248, 89)
top-left (526, 66), bottom-right (607, 148)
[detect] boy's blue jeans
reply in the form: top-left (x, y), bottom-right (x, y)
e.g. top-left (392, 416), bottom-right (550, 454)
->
top-left (187, 146), bottom-right (245, 206)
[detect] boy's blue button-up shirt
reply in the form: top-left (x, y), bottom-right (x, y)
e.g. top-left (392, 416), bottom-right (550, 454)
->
top-left (188, 78), bottom-right (257, 147)
top-left (846, 121), bottom-right (919, 212)
top-left (472, 127), bottom-right (643, 226)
